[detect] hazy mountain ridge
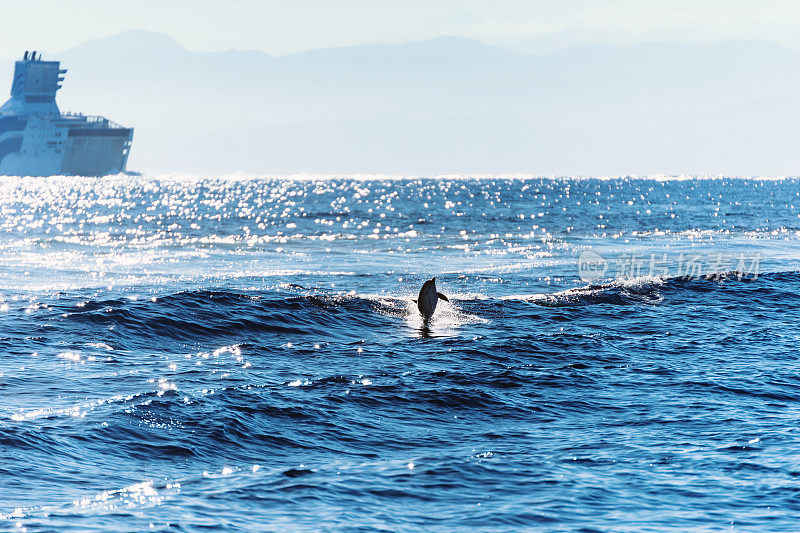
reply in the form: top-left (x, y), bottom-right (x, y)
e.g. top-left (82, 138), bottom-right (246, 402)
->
top-left (2, 30), bottom-right (798, 174)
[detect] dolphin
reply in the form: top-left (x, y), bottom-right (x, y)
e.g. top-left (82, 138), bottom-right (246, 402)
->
top-left (414, 277), bottom-right (449, 321)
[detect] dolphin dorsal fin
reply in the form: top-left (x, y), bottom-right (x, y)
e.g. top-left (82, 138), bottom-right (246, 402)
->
top-left (437, 292), bottom-right (449, 302)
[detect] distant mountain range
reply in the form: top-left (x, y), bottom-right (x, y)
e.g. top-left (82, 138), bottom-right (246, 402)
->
top-left (3, 30), bottom-right (799, 175)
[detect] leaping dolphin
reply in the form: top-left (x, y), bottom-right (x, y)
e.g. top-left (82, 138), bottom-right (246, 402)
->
top-left (414, 277), bottom-right (449, 321)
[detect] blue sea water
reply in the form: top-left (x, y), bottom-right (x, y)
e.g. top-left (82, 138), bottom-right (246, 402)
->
top-left (2, 175), bottom-right (800, 532)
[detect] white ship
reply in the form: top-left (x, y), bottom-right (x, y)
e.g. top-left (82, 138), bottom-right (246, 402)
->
top-left (0, 51), bottom-right (133, 176)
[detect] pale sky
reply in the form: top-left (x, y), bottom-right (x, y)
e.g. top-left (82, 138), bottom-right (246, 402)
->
top-left (1, 0), bottom-right (800, 60)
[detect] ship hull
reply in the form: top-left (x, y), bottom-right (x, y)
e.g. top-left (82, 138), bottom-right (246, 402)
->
top-left (61, 127), bottom-right (133, 176)
top-left (0, 119), bottom-right (133, 177)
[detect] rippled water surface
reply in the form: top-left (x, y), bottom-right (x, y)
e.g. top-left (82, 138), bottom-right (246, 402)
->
top-left (2, 176), bottom-right (800, 531)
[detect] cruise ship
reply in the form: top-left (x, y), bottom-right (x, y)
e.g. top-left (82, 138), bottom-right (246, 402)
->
top-left (0, 51), bottom-right (133, 176)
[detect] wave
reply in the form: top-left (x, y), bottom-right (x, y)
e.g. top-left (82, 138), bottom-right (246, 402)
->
top-left (493, 270), bottom-right (800, 308)
top-left (38, 270), bottom-right (799, 351)
top-left (52, 288), bottom-right (488, 346)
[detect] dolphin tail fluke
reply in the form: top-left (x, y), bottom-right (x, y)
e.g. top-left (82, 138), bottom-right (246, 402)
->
top-left (437, 293), bottom-right (449, 302)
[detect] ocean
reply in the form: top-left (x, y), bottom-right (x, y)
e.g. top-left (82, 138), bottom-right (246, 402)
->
top-left (1, 175), bottom-right (800, 531)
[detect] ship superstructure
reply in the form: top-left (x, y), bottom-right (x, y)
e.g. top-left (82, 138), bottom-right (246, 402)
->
top-left (0, 51), bottom-right (133, 176)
